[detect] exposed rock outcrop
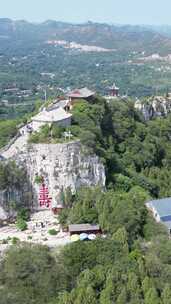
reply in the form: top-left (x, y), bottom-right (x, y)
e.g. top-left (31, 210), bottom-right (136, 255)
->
top-left (0, 190), bottom-right (15, 221)
top-left (135, 95), bottom-right (171, 120)
top-left (0, 183), bottom-right (33, 223)
top-left (13, 141), bottom-right (106, 208)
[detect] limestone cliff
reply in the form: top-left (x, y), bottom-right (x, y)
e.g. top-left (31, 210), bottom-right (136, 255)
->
top-left (0, 190), bottom-right (17, 222)
top-left (135, 95), bottom-right (171, 120)
top-left (14, 141), bottom-right (106, 208)
top-left (0, 181), bottom-right (33, 223)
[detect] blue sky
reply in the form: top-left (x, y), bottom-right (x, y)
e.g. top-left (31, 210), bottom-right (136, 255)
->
top-left (1, 0), bottom-right (171, 25)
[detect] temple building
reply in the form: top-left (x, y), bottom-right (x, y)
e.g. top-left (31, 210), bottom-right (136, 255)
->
top-left (31, 107), bottom-right (72, 131)
top-left (108, 83), bottom-right (119, 97)
top-left (67, 87), bottom-right (95, 105)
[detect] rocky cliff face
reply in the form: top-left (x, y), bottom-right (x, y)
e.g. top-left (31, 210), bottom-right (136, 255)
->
top-left (14, 141), bottom-right (106, 208)
top-left (0, 183), bottom-right (33, 222)
top-left (135, 96), bottom-right (171, 120)
top-left (0, 189), bottom-right (23, 222)
top-left (0, 190), bottom-right (16, 222)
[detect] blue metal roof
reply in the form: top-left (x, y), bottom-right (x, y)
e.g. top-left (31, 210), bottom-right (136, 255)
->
top-left (161, 215), bottom-right (171, 222)
top-left (148, 197), bottom-right (171, 217)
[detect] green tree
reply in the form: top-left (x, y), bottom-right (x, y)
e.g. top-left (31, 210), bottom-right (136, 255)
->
top-left (116, 288), bottom-right (128, 304)
top-left (16, 218), bottom-right (27, 231)
top-left (161, 284), bottom-right (171, 304)
top-left (144, 288), bottom-right (160, 304)
top-left (112, 227), bottom-right (129, 254)
top-left (71, 286), bottom-right (97, 304)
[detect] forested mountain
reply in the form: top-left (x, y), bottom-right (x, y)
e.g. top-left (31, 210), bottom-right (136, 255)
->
top-left (146, 24), bottom-right (171, 38)
top-left (2, 12), bottom-right (171, 304)
top-left (0, 18), bottom-right (171, 54)
top-left (1, 97), bottom-right (171, 303)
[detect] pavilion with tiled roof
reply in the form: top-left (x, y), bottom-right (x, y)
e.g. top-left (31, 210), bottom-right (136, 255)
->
top-left (67, 87), bottom-right (95, 104)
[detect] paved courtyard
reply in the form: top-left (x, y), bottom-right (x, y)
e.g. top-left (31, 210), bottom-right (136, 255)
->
top-left (0, 209), bottom-right (71, 251)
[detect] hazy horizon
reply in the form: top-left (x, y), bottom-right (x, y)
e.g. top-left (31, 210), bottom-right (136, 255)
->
top-left (1, 18), bottom-right (171, 28)
top-left (1, 0), bottom-right (171, 26)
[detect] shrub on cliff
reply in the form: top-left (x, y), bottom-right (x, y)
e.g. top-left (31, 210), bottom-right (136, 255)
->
top-left (34, 175), bottom-right (44, 184)
top-left (48, 229), bottom-right (58, 235)
top-left (16, 218), bottom-right (27, 231)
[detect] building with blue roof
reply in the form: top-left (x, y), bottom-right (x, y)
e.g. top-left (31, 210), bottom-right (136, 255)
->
top-left (146, 197), bottom-right (171, 232)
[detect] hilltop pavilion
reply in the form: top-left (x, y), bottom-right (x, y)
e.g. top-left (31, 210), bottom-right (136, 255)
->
top-left (31, 107), bottom-right (72, 131)
top-left (67, 87), bottom-right (95, 105)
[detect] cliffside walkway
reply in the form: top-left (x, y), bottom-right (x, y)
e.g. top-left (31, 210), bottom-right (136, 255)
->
top-left (1, 128), bottom-right (29, 159)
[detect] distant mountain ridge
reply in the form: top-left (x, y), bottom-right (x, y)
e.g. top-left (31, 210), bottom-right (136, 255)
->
top-left (0, 18), bottom-right (171, 55)
top-left (145, 25), bottom-right (171, 38)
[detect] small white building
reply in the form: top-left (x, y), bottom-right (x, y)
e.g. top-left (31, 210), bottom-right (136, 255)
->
top-left (31, 107), bottom-right (72, 131)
